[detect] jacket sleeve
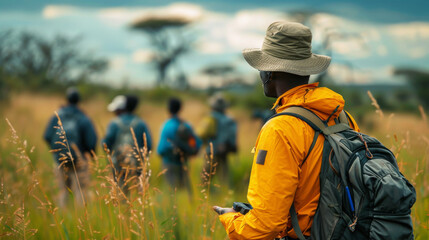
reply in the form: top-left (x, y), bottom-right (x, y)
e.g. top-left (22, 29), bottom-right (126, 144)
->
top-left (157, 121), bottom-right (174, 156)
top-left (43, 115), bottom-right (58, 148)
top-left (102, 121), bottom-right (118, 151)
top-left (219, 121), bottom-right (300, 239)
top-left (136, 121), bottom-right (152, 152)
top-left (81, 116), bottom-right (98, 153)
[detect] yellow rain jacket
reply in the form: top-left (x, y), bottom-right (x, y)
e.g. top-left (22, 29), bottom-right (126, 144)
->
top-left (219, 83), bottom-right (359, 239)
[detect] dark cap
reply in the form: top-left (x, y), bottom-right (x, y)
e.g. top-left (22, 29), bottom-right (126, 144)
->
top-left (209, 94), bottom-right (228, 112)
top-left (168, 97), bottom-right (182, 115)
top-left (66, 87), bottom-right (80, 104)
top-left (125, 95), bottom-right (139, 113)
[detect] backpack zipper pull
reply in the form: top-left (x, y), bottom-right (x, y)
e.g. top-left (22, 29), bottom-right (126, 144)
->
top-left (358, 134), bottom-right (373, 159)
top-left (349, 215), bottom-right (358, 232)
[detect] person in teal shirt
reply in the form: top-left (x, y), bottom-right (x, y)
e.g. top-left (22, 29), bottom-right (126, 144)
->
top-left (157, 98), bottom-right (201, 191)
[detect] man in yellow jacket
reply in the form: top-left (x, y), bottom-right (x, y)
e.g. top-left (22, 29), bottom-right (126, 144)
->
top-left (213, 22), bottom-right (360, 239)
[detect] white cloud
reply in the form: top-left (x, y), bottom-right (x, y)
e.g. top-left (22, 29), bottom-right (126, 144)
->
top-left (188, 73), bottom-right (212, 89)
top-left (311, 13), bottom-right (347, 30)
top-left (328, 64), bottom-right (396, 84)
top-left (372, 65), bottom-right (395, 80)
top-left (408, 47), bottom-right (428, 59)
top-left (97, 8), bottom-right (138, 27)
top-left (308, 14), bottom-right (426, 62)
top-left (328, 63), bottom-right (364, 83)
top-left (226, 9), bottom-right (288, 50)
top-left (310, 13), bottom-right (358, 43)
top-left (377, 45), bottom-right (388, 56)
top-left (42, 5), bottom-right (79, 19)
top-left (109, 55), bottom-right (127, 70)
top-left (162, 2), bottom-right (204, 21)
top-left (332, 38), bottom-right (370, 58)
top-left (132, 49), bottom-right (155, 63)
top-left (33, 3), bottom-right (429, 88)
top-left (196, 41), bottom-right (226, 54)
top-left (193, 9), bottom-right (288, 55)
top-left (385, 22), bottom-right (429, 59)
top-left (362, 28), bottom-right (381, 42)
top-left (387, 22), bottom-right (429, 41)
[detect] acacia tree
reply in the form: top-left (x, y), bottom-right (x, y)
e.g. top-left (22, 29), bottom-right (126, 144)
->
top-left (394, 68), bottom-right (429, 108)
top-left (130, 16), bottom-right (193, 88)
top-left (201, 64), bottom-right (235, 89)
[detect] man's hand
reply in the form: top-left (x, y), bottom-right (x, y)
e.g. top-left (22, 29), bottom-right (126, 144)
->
top-left (212, 206), bottom-right (236, 215)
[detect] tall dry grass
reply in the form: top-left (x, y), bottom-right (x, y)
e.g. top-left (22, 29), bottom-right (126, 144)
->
top-left (367, 91), bottom-right (429, 239)
top-left (0, 92), bottom-right (427, 239)
top-left (0, 93), bottom-right (258, 239)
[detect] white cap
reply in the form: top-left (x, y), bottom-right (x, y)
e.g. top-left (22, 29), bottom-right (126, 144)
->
top-left (107, 95), bottom-right (127, 112)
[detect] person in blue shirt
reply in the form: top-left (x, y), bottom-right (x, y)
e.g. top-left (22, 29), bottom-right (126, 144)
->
top-left (157, 98), bottom-right (201, 192)
top-left (44, 87), bottom-right (97, 207)
top-left (102, 95), bottom-right (152, 196)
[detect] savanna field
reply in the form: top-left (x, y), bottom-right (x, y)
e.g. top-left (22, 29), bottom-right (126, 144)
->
top-left (0, 92), bottom-right (428, 239)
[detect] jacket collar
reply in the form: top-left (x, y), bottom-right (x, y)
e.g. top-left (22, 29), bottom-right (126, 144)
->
top-left (272, 83), bottom-right (319, 111)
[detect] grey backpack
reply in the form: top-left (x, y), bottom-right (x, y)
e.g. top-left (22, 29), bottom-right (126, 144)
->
top-left (211, 112), bottom-right (238, 155)
top-left (54, 109), bottom-right (82, 166)
top-left (112, 117), bottom-right (140, 165)
top-left (274, 107), bottom-right (416, 240)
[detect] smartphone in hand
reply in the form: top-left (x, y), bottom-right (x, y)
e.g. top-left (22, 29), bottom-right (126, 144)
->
top-left (212, 206), bottom-right (236, 215)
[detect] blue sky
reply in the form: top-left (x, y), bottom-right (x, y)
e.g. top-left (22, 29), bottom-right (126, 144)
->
top-left (1, 1), bottom-right (429, 88)
top-left (2, 0), bottom-right (428, 22)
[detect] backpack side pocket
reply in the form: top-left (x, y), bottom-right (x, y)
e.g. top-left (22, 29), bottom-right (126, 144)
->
top-left (363, 158), bottom-right (416, 240)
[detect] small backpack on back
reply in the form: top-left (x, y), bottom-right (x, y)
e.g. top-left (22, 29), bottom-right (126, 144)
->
top-left (172, 120), bottom-right (199, 160)
top-left (112, 117), bottom-right (140, 165)
top-left (274, 107), bottom-right (416, 240)
top-left (211, 112), bottom-right (238, 155)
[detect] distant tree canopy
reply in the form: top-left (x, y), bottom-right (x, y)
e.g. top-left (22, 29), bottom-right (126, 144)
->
top-left (131, 17), bottom-right (190, 32)
top-left (201, 64), bottom-right (245, 92)
top-left (201, 64), bottom-right (235, 76)
top-left (130, 16), bottom-right (194, 89)
top-left (394, 68), bottom-right (429, 108)
top-left (0, 30), bottom-right (107, 96)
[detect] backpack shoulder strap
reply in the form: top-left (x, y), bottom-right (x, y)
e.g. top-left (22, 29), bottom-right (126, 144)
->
top-left (113, 118), bottom-right (126, 131)
top-left (115, 116), bottom-right (140, 130)
top-left (338, 110), bottom-right (348, 125)
top-left (271, 106), bottom-right (351, 240)
top-left (290, 204), bottom-right (307, 240)
top-left (272, 106), bottom-right (326, 132)
top-left (272, 107), bottom-right (351, 135)
top-left (129, 116), bottom-right (140, 129)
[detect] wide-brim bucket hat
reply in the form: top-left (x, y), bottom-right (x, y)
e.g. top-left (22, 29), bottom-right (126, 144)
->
top-left (243, 21), bottom-right (331, 76)
top-left (209, 93), bottom-right (228, 111)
